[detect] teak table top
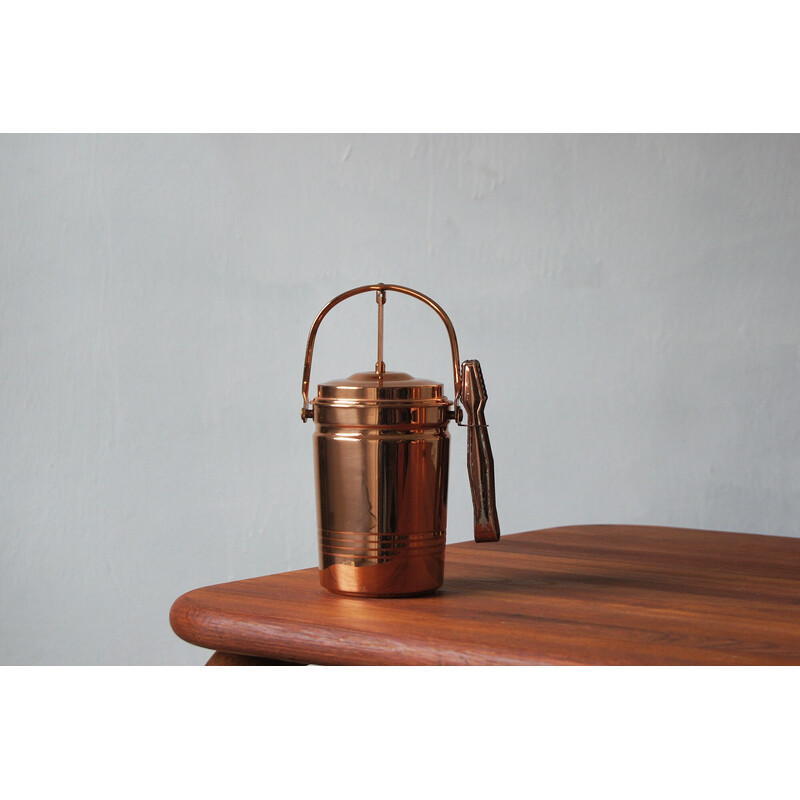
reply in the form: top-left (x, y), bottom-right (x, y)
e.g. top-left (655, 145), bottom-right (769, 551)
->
top-left (169, 524), bottom-right (800, 665)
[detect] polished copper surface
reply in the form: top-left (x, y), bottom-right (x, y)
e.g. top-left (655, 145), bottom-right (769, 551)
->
top-left (300, 283), bottom-right (500, 596)
top-left (315, 370), bottom-right (446, 403)
top-left (318, 530), bottom-right (446, 596)
top-left (314, 384), bottom-right (450, 596)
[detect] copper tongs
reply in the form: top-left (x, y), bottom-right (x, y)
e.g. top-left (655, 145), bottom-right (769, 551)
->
top-left (461, 359), bottom-right (501, 542)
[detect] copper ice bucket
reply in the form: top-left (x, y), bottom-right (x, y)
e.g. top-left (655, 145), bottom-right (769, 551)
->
top-left (300, 284), bottom-right (500, 597)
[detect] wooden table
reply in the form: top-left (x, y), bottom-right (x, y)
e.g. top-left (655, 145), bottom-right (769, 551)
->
top-left (169, 524), bottom-right (800, 665)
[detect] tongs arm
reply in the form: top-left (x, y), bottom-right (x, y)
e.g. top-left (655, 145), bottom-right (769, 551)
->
top-left (461, 360), bottom-right (501, 543)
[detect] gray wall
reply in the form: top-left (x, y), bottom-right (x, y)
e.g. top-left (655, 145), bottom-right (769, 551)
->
top-left (2, 133), bottom-right (799, 665)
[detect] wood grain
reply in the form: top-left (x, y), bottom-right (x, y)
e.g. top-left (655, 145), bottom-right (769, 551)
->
top-left (169, 525), bottom-right (800, 665)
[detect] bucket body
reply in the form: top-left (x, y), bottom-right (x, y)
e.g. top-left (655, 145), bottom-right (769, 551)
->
top-left (313, 371), bottom-right (451, 596)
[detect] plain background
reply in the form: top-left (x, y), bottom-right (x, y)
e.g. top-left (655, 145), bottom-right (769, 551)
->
top-left (2, 132), bottom-right (799, 666)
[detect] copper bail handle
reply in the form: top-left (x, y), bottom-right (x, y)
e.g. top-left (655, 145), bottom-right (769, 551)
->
top-left (300, 283), bottom-right (462, 421)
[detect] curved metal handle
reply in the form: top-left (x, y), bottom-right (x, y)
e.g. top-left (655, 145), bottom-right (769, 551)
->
top-left (300, 283), bottom-right (462, 421)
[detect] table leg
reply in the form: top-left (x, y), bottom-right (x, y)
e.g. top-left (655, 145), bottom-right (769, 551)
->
top-left (205, 651), bottom-right (305, 666)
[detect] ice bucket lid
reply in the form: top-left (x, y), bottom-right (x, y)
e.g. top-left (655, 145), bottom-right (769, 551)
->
top-left (315, 370), bottom-right (447, 403)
